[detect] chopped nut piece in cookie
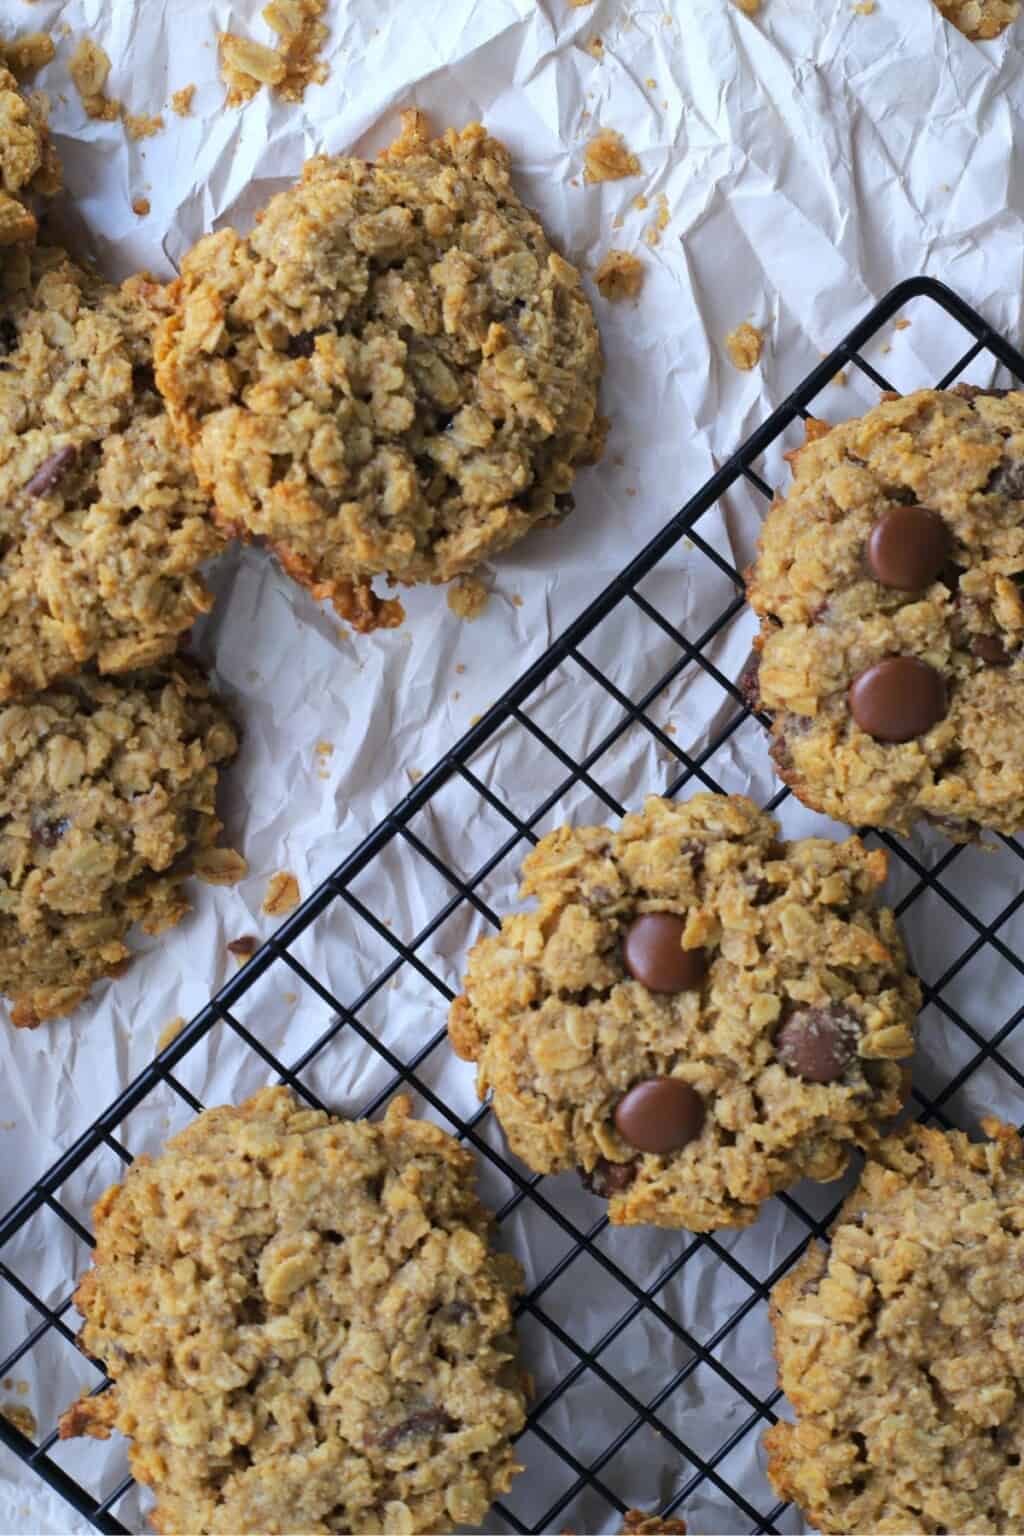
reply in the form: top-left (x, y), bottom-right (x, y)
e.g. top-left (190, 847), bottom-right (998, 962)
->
top-left (725, 321), bottom-right (765, 371)
top-left (156, 112), bottom-right (604, 631)
top-left (60, 1087), bottom-right (527, 1534)
top-left (262, 870), bottom-right (300, 917)
top-left (449, 793), bottom-right (919, 1231)
top-left (595, 249), bottom-right (645, 301)
top-left (584, 126), bottom-right (642, 182)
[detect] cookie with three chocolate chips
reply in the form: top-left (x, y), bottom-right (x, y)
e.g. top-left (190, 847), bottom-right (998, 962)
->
top-left (448, 794), bottom-right (920, 1231)
top-left (746, 387), bottom-right (1024, 839)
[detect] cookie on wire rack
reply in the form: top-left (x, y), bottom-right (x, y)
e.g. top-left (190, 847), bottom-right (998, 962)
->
top-left (746, 387), bottom-right (1024, 840)
top-left (765, 1117), bottom-right (1024, 1534)
top-left (60, 1087), bottom-right (527, 1536)
top-left (0, 659), bottom-right (240, 1028)
top-left (449, 793), bottom-right (920, 1232)
top-left (154, 109), bottom-right (605, 633)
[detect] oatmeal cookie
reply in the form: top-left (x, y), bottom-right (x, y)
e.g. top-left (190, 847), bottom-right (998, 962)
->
top-left (60, 1086), bottom-right (527, 1535)
top-left (0, 63), bottom-right (59, 246)
top-left (448, 794), bottom-right (919, 1232)
top-left (933, 0), bottom-right (1019, 38)
top-left (0, 660), bottom-right (238, 1027)
top-left (155, 109), bottom-right (605, 633)
top-left (765, 1118), bottom-right (1024, 1534)
top-left (746, 388), bottom-right (1024, 838)
top-left (619, 1513), bottom-right (688, 1534)
top-left (0, 246), bottom-right (225, 700)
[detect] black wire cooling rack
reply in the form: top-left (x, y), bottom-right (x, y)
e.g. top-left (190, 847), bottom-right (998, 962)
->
top-left (3, 275), bottom-right (1024, 1536)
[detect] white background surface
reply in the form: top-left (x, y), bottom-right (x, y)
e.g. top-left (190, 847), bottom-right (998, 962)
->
top-left (3, 0), bottom-right (1024, 1532)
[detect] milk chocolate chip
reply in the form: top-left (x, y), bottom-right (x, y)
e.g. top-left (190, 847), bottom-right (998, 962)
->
top-left (614, 1078), bottom-right (705, 1154)
top-left (849, 656), bottom-right (947, 742)
top-left (775, 1006), bottom-right (858, 1083)
top-left (622, 913), bottom-right (706, 993)
top-left (867, 504), bottom-right (950, 590)
top-left (971, 633), bottom-right (1010, 665)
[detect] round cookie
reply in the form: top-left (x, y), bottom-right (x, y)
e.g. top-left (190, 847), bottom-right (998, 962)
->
top-left (0, 245), bottom-right (225, 700)
top-left (932, 0), bottom-right (1019, 38)
top-left (448, 794), bottom-right (920, 1232)
top-left (60, 1086), bottom-right (527, 1536)
top-left (0, 63), bottom-right (60, 246)
top-left (765, 1118), bottom-right (1024, 1535)
top-left (0, 659), bottom-right (240, 1027)
top-left (746, 388), bottom-right (1024, 838)
top-left (155, 110), bottom-right (605, 633)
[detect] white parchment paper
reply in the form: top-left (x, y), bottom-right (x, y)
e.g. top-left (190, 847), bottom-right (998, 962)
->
top-left (3, 1), bottom-right (1024, 1531)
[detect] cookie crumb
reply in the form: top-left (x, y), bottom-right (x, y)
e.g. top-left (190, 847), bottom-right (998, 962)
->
top-left (893, 317), bottom-right (911, 330)
top-left (853, 0), bottom-right (876, 11)
top-left (263, 870), bottom-right (300, 917)
top-left (282, 991), bottom-right (298, 1004)
top-left (69, 38), bottom-right (120, 121)
top-left (586, 35), bottom-right (605, 58)
top-left (832, 368), bottom-right (848, 386)
top-left (1, 1403), bottom-right (35, 1439)
top-left (315, 740), bottom-right (334, 758)
top-left (448, 576), bottom-right (490, 621)
top-left (221, 0), bottom-right (328, 108)
top-left (157, 1016), bottom-right (187, 1052)
top-left (408, 767), bottom-right (423, 783)
top-left (570, 0), bottom-right (594, 6)
top-left (124, 111), bottom-right (163, 140)
top-left (227, 935), bottom-right (258, 964)
top-left (171, 84), bottom-right (195, 116)
top-left (193, 847), bottom-right (249, 886)
top-left (131, 196), bottom-right (150, 216)
top-left (633, 194), bottom-right (649, 211)
top-left (932, 0), bottom-right (1018, 37)
top-left (735, 0), bottom-right (761, 12)
top-left (726, 322), bottom-right (765, 371)
top-left (455, 663), bottom-right (466, 675)
top-left (594, 249), bottom-right (645, 301)
top-left (3, 32), bottom-right (55, 81)
top-left (584, 127), bottom-right (641, 183)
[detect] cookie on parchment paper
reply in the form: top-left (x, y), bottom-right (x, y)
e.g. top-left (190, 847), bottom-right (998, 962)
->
top-left (746, 388), bottom-right (1024, 839)
top-left (0, 659), bottom-right (239, 1027)
top-left (765, 1117), bottom-right (1024, 1534)
top-left (155, 110), bottom-right (605, 633)
top-left (0, 63), bottom-right (60, 246)
top-left (60, 1086), bottom-right (527, 1536)
top-left (449, 793), bottom-right (919, 1232)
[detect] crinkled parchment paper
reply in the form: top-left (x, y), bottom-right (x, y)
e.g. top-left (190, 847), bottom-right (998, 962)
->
top-left (3, 1), bottom-right (1024, 1531)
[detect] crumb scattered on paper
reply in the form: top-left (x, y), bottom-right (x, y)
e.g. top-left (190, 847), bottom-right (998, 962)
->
top-left (894, 317), bottom-right (911, 330)
top-left (454, 663), bottom-right (466, 675)
top-left (408, 768), bottom-right (423, 784)
top-left (157, 1016), bottom-right (187, 1052)
top-left (726, 321), bottom-right (765, 371)
top-left (124, 110), bottom-right (164, 140)
top-left (932, 0), bottom-right (1018, 37)
top-left (586, 36), bottom-right (604, 58)
top-left (227, 935), bottom-right (258, 964)
top-left (315, 739), bottom-right (334, 779)
top-left (570, 0), bottom-right (594, 6)
top-left (263, 870), bottom-right (300, 917)
top-left (3, 32), bottom-right (54, 81)
top-left (193, 846), bottom-right (249, 886)
top-left (448, 575), bottom-right (489, 620)
top-left (853, 1), bottom-right (876, 11)
top-left (1, 1402), bottom-right (36, 1439)
top-left (132, 195), bottom-right (151, 216)
top-left (645, 75), bottom-right (657, 88)
top-left (70, 38), bottom-right (120, 121)
top-left (833, 368), bottom-right (848, 385)
top-left (595, 249), bottom-right (645, 301)
top-left (282, 991), bottom-right (298, 1004)
top-left (584, 127), bottom-right (641, 183)
top-left (221, 0), bottom-right (328, 108)
top-left (633, 194), bottom-right (649, 211)
top-left (171, 84), bottom-right (195, 116)
top-left (735, 0), bottom-right (761, 12)
top-left (644, 192), bottom-right (670, 246)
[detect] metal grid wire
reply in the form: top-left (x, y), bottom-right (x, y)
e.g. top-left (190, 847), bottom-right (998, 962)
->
top-left (2, 276), bottom-right (1024, 1536)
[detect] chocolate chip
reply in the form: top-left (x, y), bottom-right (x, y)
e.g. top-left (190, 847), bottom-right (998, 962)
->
top-left (227, 935), bottom-right (258, 959)
top-left (376, 1409), bottom-right (455, 1450)
top-left (0, 319), bottom-right (17, 356)
top-left (848, 656), bottom-right (948, 742)
top-left (31, 816), bottom-right (70, 849)
top-left (132, 363), bottom-right (156, 395)
top-left (286, 329), bottom-right (324, 358)
top-left (866, 504), bottom-right (951, 590)
top-left (737, 649), bottom-right (762, 711)
top-left (23, 445), bottom-right (78, 499)
top-left (622, 913), bottom-right (706, 993)
top-left (614, 1078), bottom-right (705, 1154)
top-left (579, 1156), bottom-right (638, 1198)
top-left (972, 633), bottom-right (1011, 665)
top-left (775, 1006), bottom-right (859, 1083)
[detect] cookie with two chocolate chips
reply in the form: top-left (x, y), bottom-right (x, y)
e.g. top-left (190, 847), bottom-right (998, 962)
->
top-left (448, 793), bottom-right (919, 1231)
top-left (746, 387), bottom-right (1024, 838)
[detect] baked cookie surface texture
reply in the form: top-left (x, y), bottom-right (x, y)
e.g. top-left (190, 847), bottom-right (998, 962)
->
top-left (0, 63), bottom-right (60, 246)
top-left (0, 660), bottom-right (237, 1027)
top-left (0, 246), bottom-right (225, 700)
top-left (155, 110), bottom-right (605, 632)
top-left (933, 0), bottom-right (1019, 38)
top-left (747, 389), bottom-right (1024, 838)
top-left (766, 1118), bottom-right (1024, 1535)
top-left (449, 794), bottom-right (919, 1231)
top-left (60, 1087), bottom-right (526, 1535)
